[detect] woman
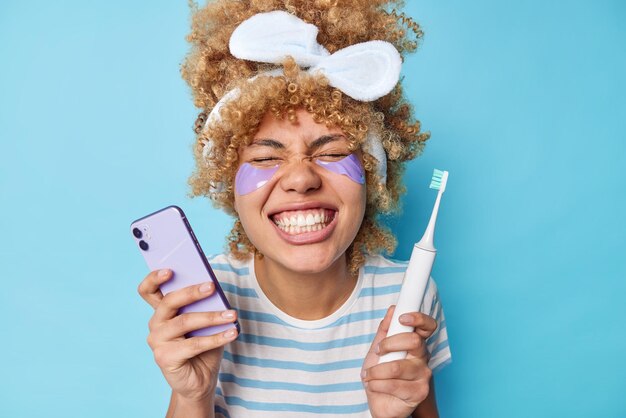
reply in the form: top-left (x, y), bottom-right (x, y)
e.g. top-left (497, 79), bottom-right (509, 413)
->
top-left (138, 1), bottom-right (451, 417)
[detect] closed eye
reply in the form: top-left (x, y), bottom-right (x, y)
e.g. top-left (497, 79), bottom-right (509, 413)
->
top-left (315, 153), bottom-right (350, 162)
top-left (250, 156), bottom-right (282, 167)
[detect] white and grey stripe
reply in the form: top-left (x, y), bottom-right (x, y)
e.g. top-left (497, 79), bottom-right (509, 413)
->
top-left (209, 253), bottom-right (452, 417)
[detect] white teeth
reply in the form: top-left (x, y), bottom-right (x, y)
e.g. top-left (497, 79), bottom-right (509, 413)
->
top-left (277, 220), bottom-right (329, 235)
top-left (273, 209), bottom-right (336, 235)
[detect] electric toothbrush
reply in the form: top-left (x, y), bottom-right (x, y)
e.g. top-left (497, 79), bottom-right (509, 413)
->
top-left (378, 168), bottom-right (449, 364)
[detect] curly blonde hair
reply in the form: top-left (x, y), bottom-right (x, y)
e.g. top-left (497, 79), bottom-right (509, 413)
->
top-left (183, 0), bottom-right (430, 274)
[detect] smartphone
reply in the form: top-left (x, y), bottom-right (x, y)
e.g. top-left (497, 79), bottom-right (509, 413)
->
top-left (130, 205), bottom-right (240, 337)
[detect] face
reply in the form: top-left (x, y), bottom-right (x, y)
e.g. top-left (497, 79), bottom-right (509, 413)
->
top-left (233, 109), bottom-right (367, 274)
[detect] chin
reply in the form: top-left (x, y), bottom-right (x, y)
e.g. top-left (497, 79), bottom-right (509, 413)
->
top-left (270, 246), bottom-right (344, 275)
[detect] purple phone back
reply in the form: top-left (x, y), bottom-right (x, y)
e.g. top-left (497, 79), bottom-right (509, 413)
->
top-left (130, 206), bottom-right (238, 337)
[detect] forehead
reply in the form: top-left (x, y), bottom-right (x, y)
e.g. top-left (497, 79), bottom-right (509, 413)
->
top-left (251, 109), bottom-right (347, 147)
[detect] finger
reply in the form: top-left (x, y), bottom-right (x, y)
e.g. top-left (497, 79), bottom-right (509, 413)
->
top-left (151, 281), bottom-right (216, 325)
top-left (366, 377), bottom-right (430, 404)
top-left (378, 332), bottom-right (428, 359)
top-left (366, 305), bottom-right (395, 356)
top-left (137, 269), bottom-right (172, 309)
top-left (364, 358), bottom-right (431, 382)
top-left (154, 327), bottom-right (239, 370)
top-left (153, 310), bottom-right (238, 342)
top-left (398, 312), bottom-right (437, 339)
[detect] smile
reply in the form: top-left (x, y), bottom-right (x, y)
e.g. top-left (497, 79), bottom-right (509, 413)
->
top-left (270, 208), bottom-right (337, 236)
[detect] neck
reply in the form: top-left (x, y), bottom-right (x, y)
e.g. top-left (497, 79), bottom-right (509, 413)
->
top-left (254, 253), bottom-right (357, 320)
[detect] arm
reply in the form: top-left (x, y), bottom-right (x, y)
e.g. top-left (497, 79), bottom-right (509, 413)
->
top-left (362, 308), bottom-right (440, 418)
top-left (411, 377), bottom-right (438, 418)
top-left (165, 391), bottom-right (176, 418)
top-left (137, 270), bottom-right (236, 418)
top-left (166, 391), bottom-right (215, 418)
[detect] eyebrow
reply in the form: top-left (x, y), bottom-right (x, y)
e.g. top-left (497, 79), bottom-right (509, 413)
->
top-left (250, 134), bottom-right (346, 150)
top-left (249, 138), bottom-right (285, 149)
top-left (309, 134), bottom-right (346, 150)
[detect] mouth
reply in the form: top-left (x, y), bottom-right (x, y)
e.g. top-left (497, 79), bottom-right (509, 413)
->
top-left (270, 208), bottom-right (337, 235)
top-left (267, 205), bottom-right (339, 245)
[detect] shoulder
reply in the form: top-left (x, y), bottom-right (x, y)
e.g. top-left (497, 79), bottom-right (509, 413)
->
top-left (207, 253), bottom-right (253, 283)
top-left (362, 254), bottom-right (443, 311)
top-left (356, 254), bottom-right (409, 303)
top-left (365, 253), bottom-right (409, 269)
top-left (364, 253), bottom-right (443, 290)
top-left (208, 253), bottom-right (249, 273)
top-left (363, 254), bottom-right (409, 284)
top-left (206, 253), bottom-right (260, 302)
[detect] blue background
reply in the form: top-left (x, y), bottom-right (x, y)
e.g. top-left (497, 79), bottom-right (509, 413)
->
top-left (1, 0), bottom-right (624, 417)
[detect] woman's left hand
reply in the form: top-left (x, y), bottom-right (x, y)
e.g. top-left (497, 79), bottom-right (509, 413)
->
top-left (361, 306), bottom-right (438, 418)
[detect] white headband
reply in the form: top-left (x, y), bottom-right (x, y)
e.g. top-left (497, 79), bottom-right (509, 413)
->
top-left (202, 10), bottom-right (400, 185)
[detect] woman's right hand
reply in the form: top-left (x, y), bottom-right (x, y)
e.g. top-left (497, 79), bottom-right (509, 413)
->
top-left (137, 269), bottom-right (239, 403)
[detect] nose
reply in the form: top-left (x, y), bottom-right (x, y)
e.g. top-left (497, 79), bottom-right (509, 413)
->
top-left (278, 159), bottom-right (322, 194)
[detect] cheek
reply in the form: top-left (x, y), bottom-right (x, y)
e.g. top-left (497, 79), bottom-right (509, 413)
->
top-left (235, 163), bottom-right (279, 195)
top-left (350, 181), bottom-right (367, 219)
top-left (315, 154), bottom-right (365, 185)
top-left (234, 194), bottom-right (263, 249)
top-left (329, 174), bottom-right (366, 218)
top-left (356, 186), bottom-right (367, 220)
top-left (233, 179), bottom-right (275, 233)
top-left (234, 193), bottom-right (261, 223)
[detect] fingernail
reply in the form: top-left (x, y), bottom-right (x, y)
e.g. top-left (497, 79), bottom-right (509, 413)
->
top-left (375, 344), bottom-right (380, 354)
top-left (199, 281), bottom-right (214, 293)
top-left (221, 310), bottom-right (236, 319)
top-left (158, 269), bottom-right (170, 278)
top-left (224, 328), bottom-right (237, 339)
top-left (399, 314), bottom-right (411, 324)
top-left (361, 369), bottom-right (367, 379)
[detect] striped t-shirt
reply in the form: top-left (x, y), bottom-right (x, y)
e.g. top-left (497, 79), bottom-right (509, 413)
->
top-left (208, 253), bottom-right (452, 417)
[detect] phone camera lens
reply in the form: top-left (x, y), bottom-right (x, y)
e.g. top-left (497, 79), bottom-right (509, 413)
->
top-left (133, 228), bottom-right (143, 238)
top-left (139, 240), bottom-right (149, 251)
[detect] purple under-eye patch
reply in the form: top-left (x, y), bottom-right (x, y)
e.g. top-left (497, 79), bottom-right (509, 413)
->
top-left (234, 154), bottom-right (365, 195)
top-left (235, 163), bottom-right (279, 195)
top-left (315, 154), bottom-right (365, 184)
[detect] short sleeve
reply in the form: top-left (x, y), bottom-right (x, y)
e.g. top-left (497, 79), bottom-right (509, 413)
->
top-left (422, 277), bottom-right (452, 373)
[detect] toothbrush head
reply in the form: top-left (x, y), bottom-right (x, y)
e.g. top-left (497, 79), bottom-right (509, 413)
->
top-left (429, 168), bottom-right (449, 193)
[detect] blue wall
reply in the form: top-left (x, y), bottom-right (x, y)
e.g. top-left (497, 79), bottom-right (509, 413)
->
top-left (1, 1), bottom-right (624, 417)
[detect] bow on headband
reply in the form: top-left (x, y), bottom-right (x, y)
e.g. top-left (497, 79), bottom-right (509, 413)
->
top-left (229, 11), bottom-right (402, 102)
top-left (203, 10), bottom-right (401, 185)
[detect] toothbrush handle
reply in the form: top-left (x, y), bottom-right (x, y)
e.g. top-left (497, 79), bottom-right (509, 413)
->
top-left (378, 245), bottom-right (436, 364)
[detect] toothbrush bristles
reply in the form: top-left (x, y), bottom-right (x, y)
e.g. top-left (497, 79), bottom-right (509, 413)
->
top-left (429, 168), bottom-right (448, 192)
